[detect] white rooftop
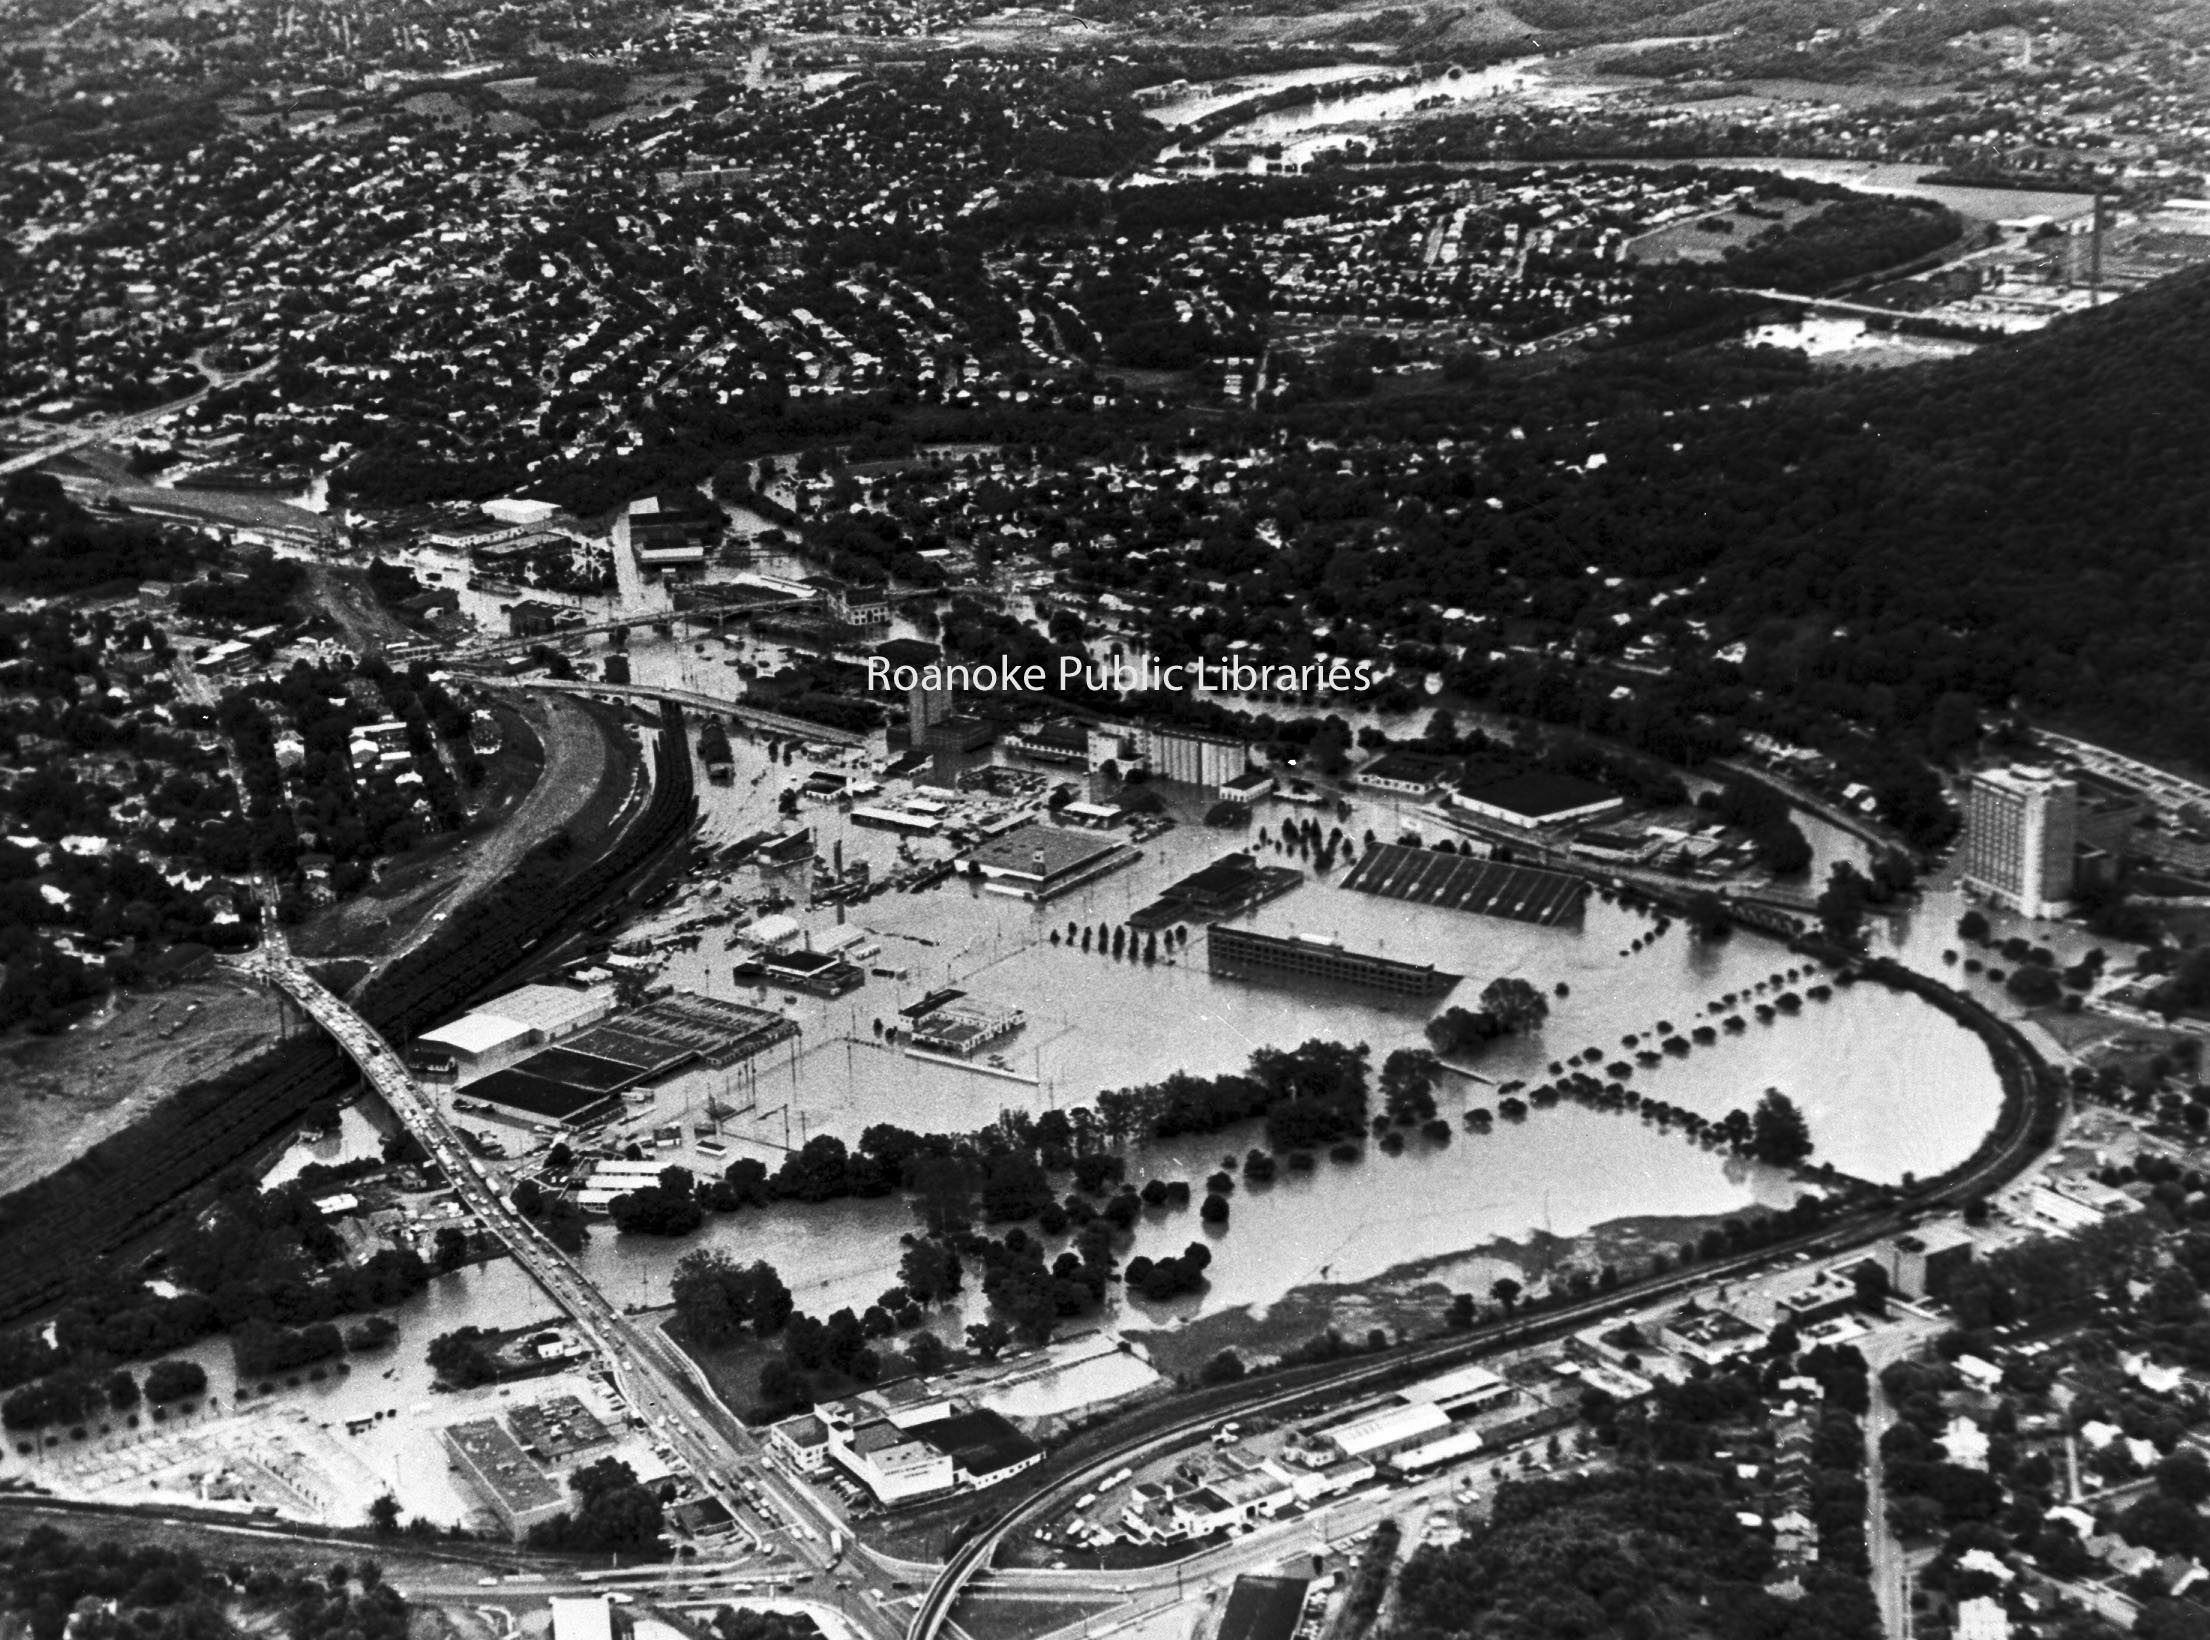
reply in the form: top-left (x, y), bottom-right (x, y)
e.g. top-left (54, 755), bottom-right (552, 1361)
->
top-left (550, 1598), bottom-right (615, 1640)
top-left (477, 982), bottom-right (610, 1036)
top-left (1327, 1400), bottom-right (1451, 1457)
top-left (742, 913), bottom-right (803, 946)
top-left (418, 1013), bottom-right (533, 1058)
top-left (1399, 1362), bottom-right (1509, 1405)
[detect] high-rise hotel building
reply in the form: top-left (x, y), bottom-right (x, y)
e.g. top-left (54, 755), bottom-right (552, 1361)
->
top-left (1959, 764), bottom-right (2078, 917)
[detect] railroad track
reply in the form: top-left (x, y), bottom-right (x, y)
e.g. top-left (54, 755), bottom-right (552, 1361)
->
top-left (909, 937), bottom-right (2064, 1640)
top-left (0, 708), bottom-right (699, 1323)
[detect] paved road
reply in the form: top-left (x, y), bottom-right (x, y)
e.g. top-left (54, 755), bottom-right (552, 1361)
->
top-left (1721, 287), bottom-right (2007, 334)
top-left (239, 951), bottom-right (905, 1633)
top-left (0, 360), bottom-right (277, 477)
top-left (476, 675), bottom-right (873, 747)
top-left (349, 692), bottom-right (630, 1000)
top-left (177, 649), bottom-right (294, 957)
top-left (1861, 1317), bottom-right (1943, 1638)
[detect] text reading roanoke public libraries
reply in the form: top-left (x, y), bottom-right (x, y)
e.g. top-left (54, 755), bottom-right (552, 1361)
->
top-left (865, 656), bottom-right (1381, 694)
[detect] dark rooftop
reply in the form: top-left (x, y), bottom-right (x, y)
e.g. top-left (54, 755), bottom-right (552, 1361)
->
top-left (906, 1408), bottom-right (1042, 1480)
top-left (1215, 1577), bottom-right (1311, 1640)
top-left (1456, 770), bottom-right (1618, 820)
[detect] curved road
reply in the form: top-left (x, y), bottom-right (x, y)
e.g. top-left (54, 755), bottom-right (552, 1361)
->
top-left (0, 360), bottom-right (278, 478)
top-left (909, 980), bottom-right (2064, 1640)
top-left (477, 675), bottom-right (873, 748)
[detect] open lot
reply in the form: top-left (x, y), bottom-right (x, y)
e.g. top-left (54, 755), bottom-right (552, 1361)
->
top-left (0, 972), bottom-right (279, 1196)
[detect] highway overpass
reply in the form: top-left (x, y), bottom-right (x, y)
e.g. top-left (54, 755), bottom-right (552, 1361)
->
top-left (475, 675), bottom-right (875, 747)
top-left (241, 951), bottom-right (903, 1624)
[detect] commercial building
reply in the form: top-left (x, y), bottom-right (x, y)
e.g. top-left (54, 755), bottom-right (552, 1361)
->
top-left (1311, 1401), bottom-right (1454, 1464)
top-left (907, 682), bottom-right (954, 741)
top-left (507, 1394), bottom-right (614, 1463)
top-left (909, 1000), bottom-right (1024, 1058)
top-left (509, 600), bottom-right (585, 639)
top-left (831, 1418), bottom-right (956, 1505)
top-left (733, 913), bottom-right (803, 952)
top-left (418, 985), bottom-right (614, 1072)
top-left (1220, 768), bottom-right (1276, 804)
top-left (484, 497), bottom-right (561, 527)
top-left (1170, 1465), bottom-right (1299, 1534)
top-left (1883, 1224), bottom-right (1978, 1301)
top-left (1357, 752), bottom-right (1456, 797)
top-left (851, 806), bottom-right (942, 836)
top-left (905, 1408), bottom-right (1045, 1488)
top-left (769, 1413), bottom-right (832, 1473)
top-left (418, 1012), bottom-right (536, 1072)
top-left (1658, 1307), bottom-right (1764, 1367)
top-left (443, 1419), bottom-right (568, 1537)
top-left (1132, 852), bottom-right (1302, 929)
top-left (814, 1387), bottom-right (961, 1504)
top-left (1395, 1428), bottom-right (1485, 1472)
top-left (1005, 719), bottom-right (1092, 765)
top-left (1147, 726), bottom-right (1250, 789)
top-left (1397, 1361), bottom-right (1515, 1415)
top-left (809, 1386), bottom-right (1041, 1503)
top-left (480, 984), bottom-right (614, 1041)
top-left (1960, 764), bottom-right (2078, 916)
top-left (619, 500), bottom-right (709, 573)
top-left (2072, 766), bottom-right (2149, 857)
top-left (1775, 1267), bottom-right (1864, 1329)
top-left (1206, 925), bottom-right (1460, 999)
top-left (923, 715), bottom-right (997, 754)
top-left (550, 1598), bottom-right (627, 1640)
top-left (1451, 772), bottom-right (1624, 831)
top-left (1059, 800), bottom-right (1123, 830)
top-left (734, 948), bottom-right (866, 997)
top-left (1211, 1576), bottom-right (1311, 1640)
top-left (804, 576), bottom-right (890, 628)
top-left (962, 820), bottom-right (1137, 902)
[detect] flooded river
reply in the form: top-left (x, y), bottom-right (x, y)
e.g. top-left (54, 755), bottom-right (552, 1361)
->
top-left (523, 719), bottom-right (2007, 1337)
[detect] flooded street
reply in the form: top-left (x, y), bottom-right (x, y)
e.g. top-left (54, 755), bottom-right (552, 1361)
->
top-left (529, 720), bottom-right (2006, 1339)
top-left (259, 405), bottom-right (2026, 1365)
top-left (1165, 59), bottom-right (1593, 169)
top-left (0, 1254), bottom-right (579, 1529)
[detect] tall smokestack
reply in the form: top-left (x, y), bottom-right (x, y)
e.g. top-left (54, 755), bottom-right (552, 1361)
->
top-left (2090, 193), bottom-right (2105, 306)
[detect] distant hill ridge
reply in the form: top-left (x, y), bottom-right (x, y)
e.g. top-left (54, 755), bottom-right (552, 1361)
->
top-left (1561, 265), bottom-right (2210, 762)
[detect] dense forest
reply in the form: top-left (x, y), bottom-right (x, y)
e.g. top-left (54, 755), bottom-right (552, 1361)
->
top-left (0, 473), bottom-right (209, 595)
top-left (1393, 1466), bottom-right (1881, 1640)
top-left (1523, 263), bottom-right (2210, 763)
top-left (0, 1526), bottom-right (408, 1640)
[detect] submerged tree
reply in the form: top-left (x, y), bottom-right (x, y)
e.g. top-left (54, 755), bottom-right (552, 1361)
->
top-left (1750, 1088), bottom-right (1814, 1168)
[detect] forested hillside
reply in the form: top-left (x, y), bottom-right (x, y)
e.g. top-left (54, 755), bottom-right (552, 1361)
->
top-left (1392, 1466), bottom-right (1880, 1640)
top-left (1496, 266), bottom-right (2210, 762)
top-left (0, 1525), bottom-right (409, 1640)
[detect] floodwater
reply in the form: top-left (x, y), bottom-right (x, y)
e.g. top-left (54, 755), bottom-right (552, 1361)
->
top-left (259, 1098), bottom-right (397, 1189)
top-left (0, 1254), bottom-right (578, 1528)
top-left (250, 516), bottom-right (2019, 1352)
top-left (1442, 153), bottom-right (2102, 226)
top-left (1146, 62), bottom-right (1404, 129)
top-left (532, 723), bottom-right (2006, 1335)
top-left (1166, 59), bottom-right (1594, 168)
top-left (1743, 314), bottom-right (1983, 363)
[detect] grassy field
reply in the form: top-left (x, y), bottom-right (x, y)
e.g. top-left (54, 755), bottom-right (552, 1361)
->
top-left (1627, 197), bottom-right (1827, 265)
top-left (0, 972), bottom-right (280, 1197)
